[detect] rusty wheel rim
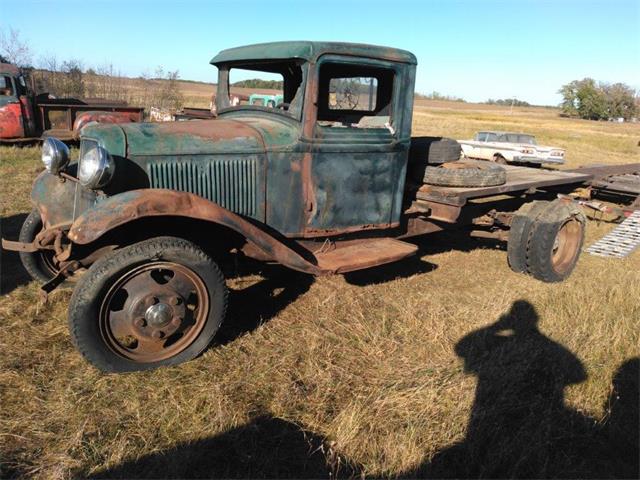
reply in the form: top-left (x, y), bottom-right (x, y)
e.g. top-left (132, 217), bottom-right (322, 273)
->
top-left (99, 262), bottom-right (209, 363)
top-left (551, 218), bottom-right (582, 274)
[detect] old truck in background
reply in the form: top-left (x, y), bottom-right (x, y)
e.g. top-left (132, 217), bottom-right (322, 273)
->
top-left (2, 42), bottom-right (638, 373)
top-left (0, 63), bottom-right (144, 143)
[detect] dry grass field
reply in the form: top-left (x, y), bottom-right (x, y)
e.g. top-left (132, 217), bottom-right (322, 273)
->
top-left (0, 99), bottom-right (638, 479)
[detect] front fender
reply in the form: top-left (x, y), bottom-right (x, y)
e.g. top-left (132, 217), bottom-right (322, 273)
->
top-left (67, 189), bottom-right (321, 275)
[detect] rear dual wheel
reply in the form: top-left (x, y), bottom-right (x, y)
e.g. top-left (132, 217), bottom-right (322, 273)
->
top-left (68, 237), bottom-right (227, 372)
top-left (507, 200), bottom-right (585, 282)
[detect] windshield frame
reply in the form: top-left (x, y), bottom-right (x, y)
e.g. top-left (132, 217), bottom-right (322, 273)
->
top-left (215, 59), bottom-right (308, 121)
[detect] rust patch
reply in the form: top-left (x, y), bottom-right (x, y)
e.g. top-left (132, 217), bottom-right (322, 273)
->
top-left (0, 102), bottom-right (24, 139)
top-left (68, 189), bottom-right (323, 275)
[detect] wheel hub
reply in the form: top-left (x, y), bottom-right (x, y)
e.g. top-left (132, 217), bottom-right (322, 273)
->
top-left (99, 261), bottom-right (209, 363)
top-left (145, 302), bottom-right (174, 327)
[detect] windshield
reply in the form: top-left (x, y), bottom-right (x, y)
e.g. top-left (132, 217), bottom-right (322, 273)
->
top-left (0, 75), bottom-right (15, 96)
top-left (216, 60), bottom-right (306, 120)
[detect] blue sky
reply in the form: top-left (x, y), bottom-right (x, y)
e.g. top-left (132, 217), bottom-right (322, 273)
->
top-left (2, 0), bottom-right (638, 105)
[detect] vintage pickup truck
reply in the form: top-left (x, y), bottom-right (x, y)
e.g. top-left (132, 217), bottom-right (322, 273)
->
top-left (5, 41), bottom-right (634, 373)
top-left (459, 131), bottom-right (566, 166)
top-left (0, 63), bottom-right (143, 143)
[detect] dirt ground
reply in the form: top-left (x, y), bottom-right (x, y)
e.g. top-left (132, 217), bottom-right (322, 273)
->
top-left (0, 101), bottom-right (638, 479)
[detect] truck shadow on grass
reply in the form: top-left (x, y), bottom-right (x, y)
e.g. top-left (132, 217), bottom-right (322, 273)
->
top-left (214, 262), bottom-right (315, 346)
top-left (88, 414), bottom-right (361, 479)
top-left (89, 300), bottom-right (638, 479)
top-left (0, 213), bottom-right (31, 295)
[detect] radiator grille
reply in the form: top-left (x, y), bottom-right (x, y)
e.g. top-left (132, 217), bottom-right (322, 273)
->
top-left (148, 158), bottom-right (258, 217)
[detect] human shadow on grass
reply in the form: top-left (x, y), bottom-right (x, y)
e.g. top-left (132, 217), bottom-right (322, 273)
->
top-left (0, 213), bottom-right (31, 295)
top-left (405, 300), bottom-right (639, 479)
top-left (88, 415), bottom-right (362, 479)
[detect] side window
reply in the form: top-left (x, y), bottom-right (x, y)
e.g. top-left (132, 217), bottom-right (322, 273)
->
top-left (475, 132), bottom-right (488, 142)
top-left (16, 75), bottom-right (28, 96)
top-left (0, 76), bottom-right (15, 96)
top-left (486, 133), bottom-right (498, 142)
top-left (317, 63), bottom-right (394, 128)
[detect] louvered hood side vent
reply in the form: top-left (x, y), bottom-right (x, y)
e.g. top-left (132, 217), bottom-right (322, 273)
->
top-left (148, 158), bottom-right (259, 217)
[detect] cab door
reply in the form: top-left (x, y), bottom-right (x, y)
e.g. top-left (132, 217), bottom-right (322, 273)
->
top-left (303, 57), bottom-right (411, 236)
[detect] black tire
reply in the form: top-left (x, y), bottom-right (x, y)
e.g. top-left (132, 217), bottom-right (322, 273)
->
top-left (492, 154), bottom-right (508, 165)
top-left (423, 160), bottom-right (507, 187)
top-left (19, 209), bottom-right (58, 283)
top-left (525, 201), bottom-right (585, 283)
top-left (68, 236), bottom-right (228, 373)
top-left (507, 201), bottom-right (549, 273)
top-left (409, 137), bottom-right (462, 182)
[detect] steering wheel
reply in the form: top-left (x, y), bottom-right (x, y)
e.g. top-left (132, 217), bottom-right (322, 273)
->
top-left (276, 102), bottom-right (290, 111)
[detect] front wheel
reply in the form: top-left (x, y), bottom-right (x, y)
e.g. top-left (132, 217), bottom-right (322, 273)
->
top-left (19, 209), bottom-right (59, 283)
top-left (68, 237), bottom-right (227, 372)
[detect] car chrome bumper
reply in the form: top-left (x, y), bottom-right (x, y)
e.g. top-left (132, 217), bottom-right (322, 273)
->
top-left (513, 155), bottom-right (565, 165)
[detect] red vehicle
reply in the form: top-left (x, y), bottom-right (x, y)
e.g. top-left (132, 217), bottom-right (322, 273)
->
top-left (0, 63), bottom-right (144, 143)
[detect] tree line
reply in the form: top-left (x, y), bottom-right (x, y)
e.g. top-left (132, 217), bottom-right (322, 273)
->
top-left (559, 78), bottom-right (637, 121)
top-left (231, 79), bottom-right (283, 89)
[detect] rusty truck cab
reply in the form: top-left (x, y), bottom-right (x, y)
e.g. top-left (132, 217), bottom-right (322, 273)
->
top-left (211, 41), bottom-right (417, 238)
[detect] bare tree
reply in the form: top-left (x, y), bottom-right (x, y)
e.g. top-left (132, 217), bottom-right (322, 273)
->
top-left (0, 28), bottom-right (33, 67)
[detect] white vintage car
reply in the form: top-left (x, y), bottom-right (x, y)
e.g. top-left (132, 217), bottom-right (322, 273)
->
top-left (459, 131), bottom-right (565, 166)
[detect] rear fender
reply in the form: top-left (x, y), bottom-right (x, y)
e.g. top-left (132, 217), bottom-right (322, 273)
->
top-left (67, 189), bottom-right (321, 275)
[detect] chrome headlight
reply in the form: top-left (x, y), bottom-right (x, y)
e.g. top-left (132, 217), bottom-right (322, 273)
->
top-left (41, 137), bottom-right (70, 174)
top-left (78, 144), bottom-right (115, 189)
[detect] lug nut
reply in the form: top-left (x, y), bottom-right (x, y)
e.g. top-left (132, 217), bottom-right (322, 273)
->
top-left (145, 296), bottom-right (159, 307)
top-left (134, 317), bottom-right (146, 328)
top-left (169, 296), bottom-right (180, 305)
top-left (151, 330), bottom-right (164, 339)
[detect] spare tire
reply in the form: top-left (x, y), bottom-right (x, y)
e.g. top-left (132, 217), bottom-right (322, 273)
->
top-left (410, 136), bottom-right (461, 166)
top-left (423, 160), bottom-right (507, 187)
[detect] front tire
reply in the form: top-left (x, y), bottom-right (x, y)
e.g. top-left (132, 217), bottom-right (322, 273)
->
top-left (68, 236), bottom-right (227, 373)
top-left (19, 209), bottom-right (59, 283)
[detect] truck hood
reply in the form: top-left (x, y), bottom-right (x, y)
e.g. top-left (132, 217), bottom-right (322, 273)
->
top-left (83, 116), bottom-right (299, 157)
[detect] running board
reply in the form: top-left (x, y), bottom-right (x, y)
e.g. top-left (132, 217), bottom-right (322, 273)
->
top-left (586, 211), bottom-right (640, 258)
top-left (315, 238), bottom-right (418, 273)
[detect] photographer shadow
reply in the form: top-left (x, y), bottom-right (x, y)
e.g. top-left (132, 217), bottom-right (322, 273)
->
top-left (408, 300), bottom-right (638, 478)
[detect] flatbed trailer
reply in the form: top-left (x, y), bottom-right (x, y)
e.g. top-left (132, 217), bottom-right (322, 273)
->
top-left (565, 163), bottom-right (640, 207)
top-left (413, 162), bottom-right (593, 207)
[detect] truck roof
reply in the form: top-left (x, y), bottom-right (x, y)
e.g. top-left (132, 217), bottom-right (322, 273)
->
top-left (479, 131), bottom-right (535, 137)
top-left (210, 41), bottom-right (417, 66)
top-left (0, 63), bottom-right (20, 75)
